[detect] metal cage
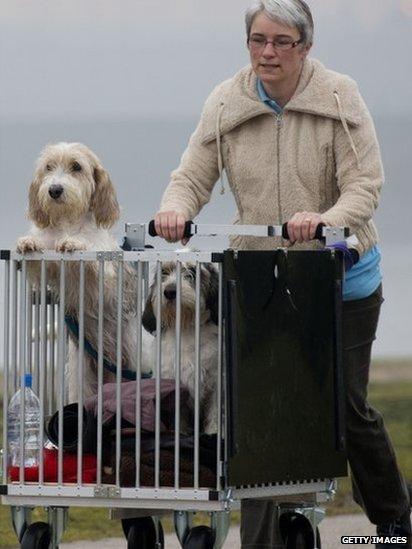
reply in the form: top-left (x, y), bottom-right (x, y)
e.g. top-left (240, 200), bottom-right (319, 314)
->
top-left (0, 223), bottom-right (348, 548)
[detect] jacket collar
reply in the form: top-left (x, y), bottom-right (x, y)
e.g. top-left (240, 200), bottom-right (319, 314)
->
top-left (202, 58), bottom-right (362, 143)
top-left (285, 59), bottom-right (362, 126)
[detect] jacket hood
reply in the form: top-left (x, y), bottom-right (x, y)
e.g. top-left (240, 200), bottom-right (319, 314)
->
top-left (201, 58), bottom-right (363, 144)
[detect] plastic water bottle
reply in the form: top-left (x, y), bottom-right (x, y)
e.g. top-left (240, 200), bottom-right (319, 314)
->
top-left (7, 373), bottom-right (41, 470)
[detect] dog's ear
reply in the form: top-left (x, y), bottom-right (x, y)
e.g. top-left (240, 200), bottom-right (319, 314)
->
top-left (142, 294), bottom-right (157, 334)
top-left (205, 264), bottom-right (219, 325)
top-left (90, 163), bottom-right (120, 229)
top-left (28, 174), bottom-right (50, 228)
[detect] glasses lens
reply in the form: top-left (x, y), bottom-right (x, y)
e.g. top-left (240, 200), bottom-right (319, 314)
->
top-left (249, 37), bottom-right (265, 49)
top-left (249, 37), bottom-right (298, 51)
top-left (274, 40), bottom-right (295, 50)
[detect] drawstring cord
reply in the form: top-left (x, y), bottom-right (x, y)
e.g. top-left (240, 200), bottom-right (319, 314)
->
top-left (216, 101), bottom-right (226, 195)
top-left (334, 91), bottom-right (361, 170)
top-left (215, 94), bottom-right (360, 194)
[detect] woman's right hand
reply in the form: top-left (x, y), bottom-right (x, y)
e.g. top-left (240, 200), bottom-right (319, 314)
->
top-left (154, 211), bottom-right (190, 245)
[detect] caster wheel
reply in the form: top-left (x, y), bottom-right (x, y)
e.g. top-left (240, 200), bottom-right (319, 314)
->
top-left (183, 525), bottom-right (215, 549)
top-left (285, 518), bottom-right (321, 549)
top-left (122, 516), bottom-right (164, 548)
top-left (20, 522), bottom-right (51, 549)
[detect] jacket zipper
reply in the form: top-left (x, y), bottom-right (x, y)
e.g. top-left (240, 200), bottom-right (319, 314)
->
top-left (276, 113), bottom-right (283, 233)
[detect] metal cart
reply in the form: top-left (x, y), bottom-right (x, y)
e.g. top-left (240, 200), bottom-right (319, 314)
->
top-left (1, 223), bottom-right (348, 548)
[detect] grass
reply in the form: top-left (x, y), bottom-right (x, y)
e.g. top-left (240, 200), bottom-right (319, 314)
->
top-left (324, 379), bottom-right (412, 517)
top-left (0, 362), bottom-right (411, 546)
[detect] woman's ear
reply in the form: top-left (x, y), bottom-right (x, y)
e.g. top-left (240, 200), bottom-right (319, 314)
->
top-left (300, 42), bottom-right (312, 59)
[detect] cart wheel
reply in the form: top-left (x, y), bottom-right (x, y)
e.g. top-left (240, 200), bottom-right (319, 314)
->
top-left (20, 522), bottom-right (51, 549)
top-left (285, 518), bottom-right (321, 549)
top-left (123, 516), bottom-right (164, 548)
top-left (183, 525), bottom-right (215, 549)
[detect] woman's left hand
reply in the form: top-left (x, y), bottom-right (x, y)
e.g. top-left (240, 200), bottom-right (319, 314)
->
top-left (287, 212), bottom-right (323, 243)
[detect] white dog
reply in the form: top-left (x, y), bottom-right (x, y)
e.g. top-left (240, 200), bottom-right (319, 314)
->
top-left (17, 142), bottom-right (148, 401)
top-left (142, 258), bottom-right (219, 435)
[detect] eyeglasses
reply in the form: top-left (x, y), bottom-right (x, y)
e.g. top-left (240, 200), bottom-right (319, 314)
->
top-left (248, 35), bottom-right (303, 52)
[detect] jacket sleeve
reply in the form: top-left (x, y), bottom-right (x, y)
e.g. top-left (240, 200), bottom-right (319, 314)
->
top-left (321, 93), bottom-right (384, 233)
top-left (158, 108), bottom-right (220, 220)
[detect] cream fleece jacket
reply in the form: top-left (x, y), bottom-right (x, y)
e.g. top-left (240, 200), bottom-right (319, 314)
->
top-left (159, 58), bottom-right (383, 255)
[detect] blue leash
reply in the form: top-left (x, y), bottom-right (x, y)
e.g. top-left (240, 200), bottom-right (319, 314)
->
top-left (65, 315), bottom-right (151, 381)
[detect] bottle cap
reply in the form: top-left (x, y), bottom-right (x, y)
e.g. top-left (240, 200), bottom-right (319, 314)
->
top-left (24, 373), bottom-right (32, 388)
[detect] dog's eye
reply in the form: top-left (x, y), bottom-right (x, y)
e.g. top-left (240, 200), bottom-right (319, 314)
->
top-left (46, 164), bottom-right (52, 171)
top-left (71, 162), bottom-right (82, 172)
top-left (186, 266), bottom-right (197, 278)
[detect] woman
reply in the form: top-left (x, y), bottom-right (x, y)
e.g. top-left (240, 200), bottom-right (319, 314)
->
top-left (154, 1), bottom-right (411, 546)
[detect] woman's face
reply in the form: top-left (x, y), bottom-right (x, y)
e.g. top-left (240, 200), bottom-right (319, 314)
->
top-left (248, 12), bottom-right (311, 89)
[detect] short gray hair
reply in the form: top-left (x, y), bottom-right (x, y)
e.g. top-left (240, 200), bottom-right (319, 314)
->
top-left (245, 0), bottom-right (314, 46)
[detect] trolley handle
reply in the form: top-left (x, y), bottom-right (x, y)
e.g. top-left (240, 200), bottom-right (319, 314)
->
top-left (148, 220), bottom-right (328, 240)
top-left (148, 219), bottom-right (358, 268)
top-left (281, 221), bottom-right (325, 241)
top-left (148, 219), bottom-right (193, 239)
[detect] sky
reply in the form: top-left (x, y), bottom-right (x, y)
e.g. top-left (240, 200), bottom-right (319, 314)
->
top-left (0, 0), bottom-right (411, 357)
top-left (0, 0), bottom-right (411, 120)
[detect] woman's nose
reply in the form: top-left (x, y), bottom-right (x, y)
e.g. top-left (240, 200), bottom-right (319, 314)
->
top-left (262, 43), bottom-right (276, 57)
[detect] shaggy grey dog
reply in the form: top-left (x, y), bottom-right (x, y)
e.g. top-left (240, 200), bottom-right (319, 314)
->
top-left (142, 258), bottom-right (219, 435)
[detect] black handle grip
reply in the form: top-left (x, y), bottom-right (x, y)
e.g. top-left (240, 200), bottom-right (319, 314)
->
top-left (281, 221), bottom-right (326, 240)
top-left (148, 219), bottom-right (193, 239)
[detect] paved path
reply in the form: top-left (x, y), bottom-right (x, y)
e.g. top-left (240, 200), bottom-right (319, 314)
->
top-left (59, 512), bottom-right (381, 548)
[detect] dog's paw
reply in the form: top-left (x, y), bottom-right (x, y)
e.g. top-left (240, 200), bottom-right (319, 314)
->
top-left (56, 237), bottom-right (87, 253)
top-left (16, 236), bottom-right (44, 254)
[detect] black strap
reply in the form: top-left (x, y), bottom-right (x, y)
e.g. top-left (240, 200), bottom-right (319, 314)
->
top-left (65, 315), bottom-right (151, 381)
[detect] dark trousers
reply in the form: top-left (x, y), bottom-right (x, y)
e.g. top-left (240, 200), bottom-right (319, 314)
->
top-left (241, 285), bottom-right (410, 548)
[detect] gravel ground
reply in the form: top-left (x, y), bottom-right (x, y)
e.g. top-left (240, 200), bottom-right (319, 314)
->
top-left (59, 512), bottom-right (385, 548)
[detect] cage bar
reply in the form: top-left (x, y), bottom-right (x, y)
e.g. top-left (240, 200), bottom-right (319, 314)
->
top-left (57, 260), bottom-right (66, 485)
top-left (3, 259), bottom-right (10, 483)
top-left (77, 260), bottom-right (85, 485)
top-left (96, 258), bottom-right (105, 486)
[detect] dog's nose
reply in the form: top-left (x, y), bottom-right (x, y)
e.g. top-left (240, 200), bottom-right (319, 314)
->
top-left (48, 184), bottom-right (64, 199)
top-left (164, 286), bottom-right (177, 301)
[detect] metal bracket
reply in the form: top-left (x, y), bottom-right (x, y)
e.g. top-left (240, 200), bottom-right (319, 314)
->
top-left (223, 488), bottom-right (233, 504)
top-left (47, 507), bottom-right (69, 549)
top-left (326, 478), bottom-right (337, 500)
top-left (11, 506), bottom-right (33, 542)
top-left (323, 227), bottom-right (347, 246)
top-left (93, 485), bottom-right (121, 498)
top-left (124, 223), bottom-right (147, 250)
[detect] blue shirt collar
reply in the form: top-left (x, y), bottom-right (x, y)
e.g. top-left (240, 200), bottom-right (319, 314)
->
top-left (257, 78), bottom-right (283, 114)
